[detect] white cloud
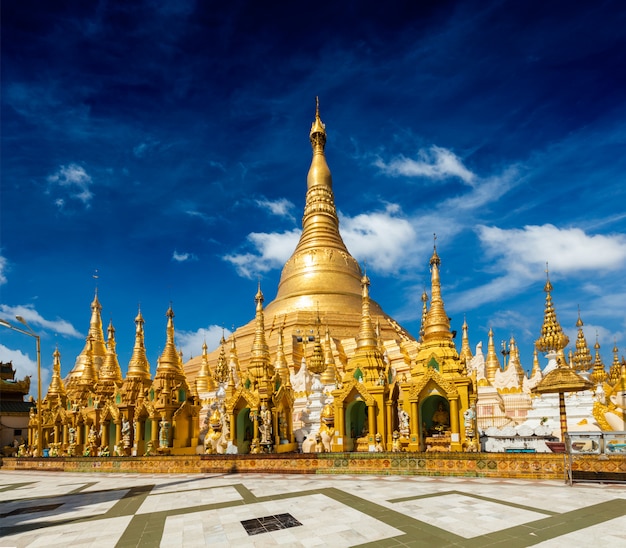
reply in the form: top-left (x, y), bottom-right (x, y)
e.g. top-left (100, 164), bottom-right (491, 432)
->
top-left (256, 198), bottom-right (295, 220)
top-left (449, 225), bottom-right (626, 313)
top-left (442, 165), bottom-right (520, 211)
top-left (0, 255), bottom-right (7, 285)
top-left (339, 204), bottom-right (419, 274)
top-left (0, 344), bottom-right (50, 398)
top-left (223, 229), bottom-right (300, 278)
top-left (172, 250), bottom-right (198, 262)
top-left (47, 163), bottom-right (93, 206)
top-left (177, 325), bottom-right (232, 360)
top-left (375, 146), bottom-right (476, 185)
top-left (0, 304), bottom-right (83, 338)
top-left (478, 224), bottom-right (626, 277)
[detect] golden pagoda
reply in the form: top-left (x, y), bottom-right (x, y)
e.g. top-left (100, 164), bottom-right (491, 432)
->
top-left (402, 244), bottom-right (473, 452)
top-left (184, 99), bottom-right (416, 386)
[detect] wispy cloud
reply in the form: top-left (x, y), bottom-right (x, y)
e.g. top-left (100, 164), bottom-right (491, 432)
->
top-left (255, 198), bottom-right (296, 221)
top-left (47, 163), bottom-right (94, 207)
top-left (172, 251), bottom-right (198, 262)
top-left (450, 225), bottom-right (626, 312)
top-left (0, 255), bottom-right (7, 285)
top-left (374, 146), bottom-right (476, 186)
top-left (223, 229), bottom-right (301, 278)
top-left (177, 325), bottom-right (232, 360)
top-left (0, 304), bottom-right (83, 338)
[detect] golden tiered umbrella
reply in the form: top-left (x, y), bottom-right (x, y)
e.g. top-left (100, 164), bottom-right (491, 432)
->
top-left (532, 358), bottom-right (593, 439)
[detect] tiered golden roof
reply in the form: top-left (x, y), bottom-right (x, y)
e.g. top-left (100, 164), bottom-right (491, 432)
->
top-left (532, 357), bottom-right (593, 394)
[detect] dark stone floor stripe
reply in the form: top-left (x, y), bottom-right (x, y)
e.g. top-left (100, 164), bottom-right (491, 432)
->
top-left (0, 481), bottom-right (35, 492)
top-left (389, 489), bottom-right (557, 516)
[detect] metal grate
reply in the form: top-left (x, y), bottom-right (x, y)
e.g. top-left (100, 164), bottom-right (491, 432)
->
top-left (241, 513), bottom-right (302, 536)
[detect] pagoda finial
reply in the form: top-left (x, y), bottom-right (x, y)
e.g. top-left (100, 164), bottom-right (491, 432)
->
top-left (126, 306), bottom-right (151, 380)
top-left (535, 267), bottom-right (568, 353)
top-left (572, 309), bottom-right (592, 372)
top-left (485, 327), bottom-right (500, 383)
top-left (422, 242), bottom-right (451, 341)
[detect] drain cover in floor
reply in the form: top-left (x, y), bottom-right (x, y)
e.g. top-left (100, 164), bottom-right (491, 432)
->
top-left (241, 513), bottom-right (303, 535)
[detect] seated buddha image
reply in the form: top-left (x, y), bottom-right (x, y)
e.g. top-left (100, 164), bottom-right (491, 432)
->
top-left (432, 402), bottom-right (450, 431)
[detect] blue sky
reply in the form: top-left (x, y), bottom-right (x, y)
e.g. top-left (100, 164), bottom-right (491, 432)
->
top-left (2, 1), bottom-right (625, 397)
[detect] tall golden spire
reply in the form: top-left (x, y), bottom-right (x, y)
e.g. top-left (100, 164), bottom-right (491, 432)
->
top-left (535, 266), bottom-right (569, 354)
top-left (422, 240), bottom-right (452, 343)
top-left (345, 273), bottom-right (386, 383)
top-left (269, 98), bottom-right (364, 314)
top-left (485, 328), bottom-right (500, 384)
top-left (419, 290), bottom-right (428, 342)
top-left (214, 334), bottom-right (229, 384)
top-left (274, 321), bottom-right (290, 383)
top-left (530, 347), bottom-right (541, 378)
top-left (320, 326), bottom-right (338, 385)
top-left (572, 309), bottom-right (593, 372)
top-left (155, 305), bottom-right (184, 375)
top-left (356, 273), bottom-right (378, 350)
top-left (459, 317), bottom-right (473, 365)
top-left (78, 336), bottom-right (98, 387)
top-left (126, 308), bottom-right (151, 380)
top-left (196, 340), bottom-right (216, 392)
top-left (608, 339), bottom-right (621, 385)
top-left (248, 283), bottom-right (272, 381)
top-left (46, 346), bottom-right (67, 402)
top-left (590, 335), bottom-right (607, 385)
top-left (87, 289), bottom-right (107, 368)
top-left (100, 320), bottom-right (123, 385)
top-left (66, 289), bottom-right (107, 382)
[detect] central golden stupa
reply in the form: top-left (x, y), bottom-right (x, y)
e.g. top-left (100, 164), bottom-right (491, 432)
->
top-left (185, 100), bottom-right (417, 380)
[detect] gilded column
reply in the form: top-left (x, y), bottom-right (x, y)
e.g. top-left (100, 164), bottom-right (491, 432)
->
top-left (449, 398), bottom-right (460, 451)
top-left (409, 400), bottom-right (419, 438)
top-left (385, 400), bottom-right (393, 446)
top-left (115, 420), bottom-right (121, 447)
top-left (368, 403), bottom-right (376, 438)
top-left (151, 416), bottom-right (159, 445)
top-left (252, 408), bottom-right (259, 441)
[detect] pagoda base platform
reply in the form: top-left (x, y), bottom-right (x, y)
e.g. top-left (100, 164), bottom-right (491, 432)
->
top-left (2, 452), bottom-right (625, 481)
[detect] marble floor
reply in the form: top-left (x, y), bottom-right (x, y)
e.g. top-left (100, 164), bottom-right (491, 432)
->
top-left (0, 470), bottom-right (624, 547)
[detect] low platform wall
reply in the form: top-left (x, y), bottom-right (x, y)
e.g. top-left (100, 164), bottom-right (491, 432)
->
top-left (2, 452), bottom-right (624, 480)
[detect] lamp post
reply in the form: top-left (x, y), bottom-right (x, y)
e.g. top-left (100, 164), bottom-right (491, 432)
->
top-left (0, 317), bottom-right (43, 457)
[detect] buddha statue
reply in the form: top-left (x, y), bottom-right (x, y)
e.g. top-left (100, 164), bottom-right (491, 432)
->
top-left (432, 401), bottom-right (450, 430)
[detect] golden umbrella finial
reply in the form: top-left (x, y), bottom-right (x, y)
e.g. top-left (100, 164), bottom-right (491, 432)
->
top-left (532, 357), bottom-right (593, 440)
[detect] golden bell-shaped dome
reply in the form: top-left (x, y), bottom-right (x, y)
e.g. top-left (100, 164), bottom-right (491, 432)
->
top-left (266, 99), bottom-right (372, 319)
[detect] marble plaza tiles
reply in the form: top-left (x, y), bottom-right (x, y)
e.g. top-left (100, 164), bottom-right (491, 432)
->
top-left (0, 471), bottom-right (625, 547)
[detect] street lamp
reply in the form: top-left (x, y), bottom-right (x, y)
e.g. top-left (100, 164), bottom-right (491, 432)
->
top-left (0, 316), bottom-right (43, 457)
